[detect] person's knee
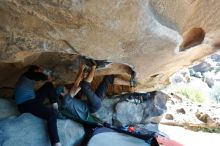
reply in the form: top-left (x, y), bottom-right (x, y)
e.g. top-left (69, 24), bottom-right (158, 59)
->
top-left (96, 101), bottom-right (102, 111)
top-left (80, 81), bottom-right (91, 90)
top-left (90, 101), bottom-right (102, 113)
top-left (44, 82), bottom-right (54, 89)
top-left (47, 110), bottom-right (57, 121)
top-left (48, 115), bottom-right (57, 125)
top-left (103, 75), bottom-right (114, 84)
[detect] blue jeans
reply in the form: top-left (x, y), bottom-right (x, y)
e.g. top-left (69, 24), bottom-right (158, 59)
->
top-left (80, 75), bottom-right (114, 113)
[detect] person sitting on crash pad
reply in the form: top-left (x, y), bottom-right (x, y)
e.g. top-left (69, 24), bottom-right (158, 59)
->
top-left (15, 65), bottom-right (61, 146)
top-left (56, 62), bottom-right (133, 121)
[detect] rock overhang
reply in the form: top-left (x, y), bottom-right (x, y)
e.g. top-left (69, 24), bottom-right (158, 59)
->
top-left (0, 0), bottom-right (220, 91)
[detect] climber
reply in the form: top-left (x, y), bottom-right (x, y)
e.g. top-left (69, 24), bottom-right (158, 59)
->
top-left (14, 65), bottom-right (61, 146)
top-left (56, 62), bottom-right (133, 121)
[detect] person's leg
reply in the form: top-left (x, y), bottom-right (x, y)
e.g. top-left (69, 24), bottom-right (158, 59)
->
top-left (95, 75), bottom-right (114, 100)
top-left (36, 82), bottom-right (59, 108)
top-left (80, 75), bottom-right (114, 113)
top-left (18, 100), bottom-right (60, 146)
top-left (80, 65), bottom-right (102, 113)
top-left (95, 75), bottom-right (132, 100)
top-left (80, 81), bottom-right (102, 113)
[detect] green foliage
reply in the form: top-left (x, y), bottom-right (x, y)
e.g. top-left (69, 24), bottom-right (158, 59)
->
top-left (174, 86), bottom-right (205, 103)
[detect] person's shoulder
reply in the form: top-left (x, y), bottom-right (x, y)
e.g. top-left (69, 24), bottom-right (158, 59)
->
top-left (63, 94), bottom-right (76, 107)
top-left (64, 94), bottom-right (74, 101)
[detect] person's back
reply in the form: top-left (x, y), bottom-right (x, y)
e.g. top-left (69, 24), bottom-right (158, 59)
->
top-left (15, 65), bottom-right (48, 104)
top-left (63, 93), bottom-right (89, 120)
top-left (58, 62), bottom-right (132, 122)
top-left (15, 73), bottom-right (36, 104)
top-left (15, 65), bottom-right (61, 146)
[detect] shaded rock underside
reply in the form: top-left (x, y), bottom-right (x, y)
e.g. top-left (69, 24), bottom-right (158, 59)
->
top-left (1, 0), bottom-right (220, 91)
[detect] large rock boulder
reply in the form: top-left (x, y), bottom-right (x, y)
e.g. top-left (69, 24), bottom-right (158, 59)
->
top-left (211, 54), bottom-right (220, 62)
top-left (0, 0), bottom-right (219, 91)
top-left (115, 101), bottom-right (144, 125)
top-left (0, 113), bottom-right (85, 146)
top-left (191, 61), bottom-right (212, 74)
top-left (0, 98), bottom-right (19, 119)
top-left (94, 98), bottom-right (120, 125)
top-left (95, 91), bottom-right (168, 125)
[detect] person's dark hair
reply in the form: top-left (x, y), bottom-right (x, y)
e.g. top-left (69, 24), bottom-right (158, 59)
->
top-left (28, 65), bottom-right (40, 72)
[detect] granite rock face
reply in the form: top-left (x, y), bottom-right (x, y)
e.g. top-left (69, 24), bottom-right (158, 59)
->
top-left (0, 0), bottom-right (220, 91)
top-left (0, 113), bottom-right (85, 146)
top-left (0, 98), bottom-right (19, 119)
top-left (95, 91), bottom-right (168, 126)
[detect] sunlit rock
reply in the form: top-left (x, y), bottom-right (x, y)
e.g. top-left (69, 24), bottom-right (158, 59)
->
top-left (165, 114), bottom-right (174, 120)
top-left (180, 28), bottom-right (205, 51)
top-left (0, 0), bottom-right (220, 91)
